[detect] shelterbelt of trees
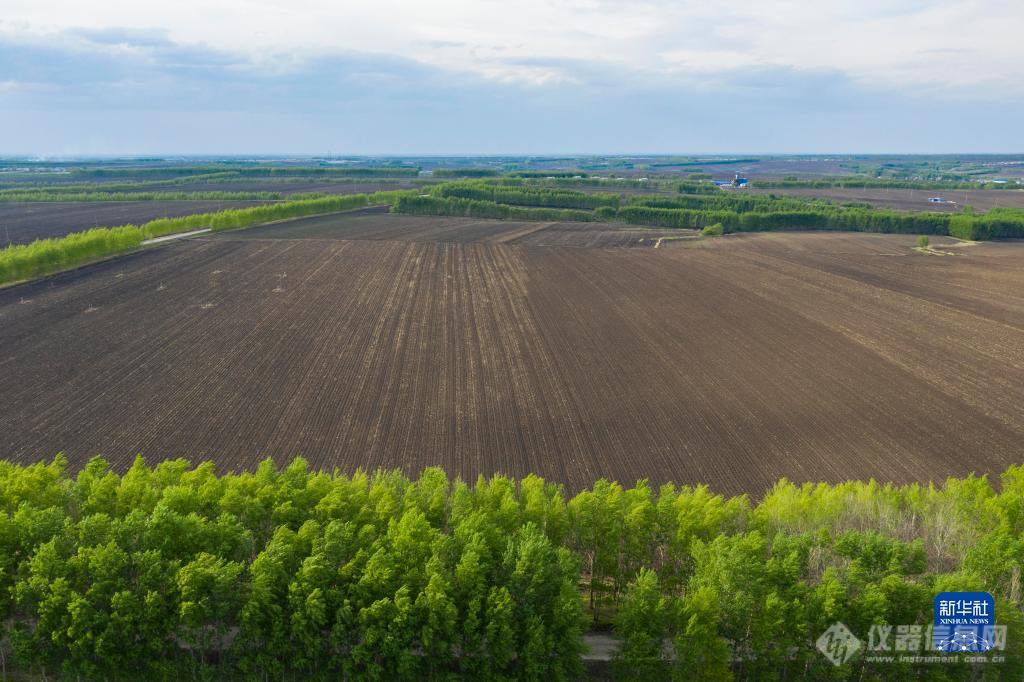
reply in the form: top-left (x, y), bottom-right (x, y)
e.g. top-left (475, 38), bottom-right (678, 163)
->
top-left (0, 457), bottom-right (1020, 680)
top-left (0, 190), bottom-right (417, 286)
top-left (0, 190), bottom-right (286, 202)
top-left (0, 174), bottom-right (421, 196)
top-left (751, 178), bottom-right (1022, 190)
top-left (63, 166), bottom-right (420, 178)
top-left (396, 190), bottom-right (1024, 240)
top-left (431, 182), bottom-right (620, 209)
top-left (4, 181), bottom-right (1022, 289)
top-left (0, 171), bottom-right (240, 193)
top-left (395, 195), bottom-right (595, 222)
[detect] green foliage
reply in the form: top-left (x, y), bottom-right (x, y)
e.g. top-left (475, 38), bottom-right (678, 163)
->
top-left (494, 175), bottom-right (668, 190)
top-left (67, 165), bottom-right (420, 178)
top-left (0, 226), bottom-right (145, 284)
top-left (676, 180), bottom-right (722, 194)
top-left (612, 568), bottom-right (672, 679)
top-left (507, 170), bottom-right (588, 178)
top-left (632, 192), bottom-right (827, 213)
top-left (394, 194), bottom-right (595, 222)
top-left (0, 190), bottom-right (418, 286)
top-left (0, 190), bottom-right (284, 202)
top-left (432, 168), bottom-right (500, 178)
top-left (616, 203), bottom-right (959, 235)
top-left (0, 458), bottom-right (1020, 679)
top-left (432, 180), bottom-right (620, 209)
top-left (949, 209), bottom-right (1024, 240)
top-left (751, 177), bottom-right (1019, 191)
top-left (702, 223), bottom-right (725, 236)
top-left (401, 181), bottom-right (1024, 240)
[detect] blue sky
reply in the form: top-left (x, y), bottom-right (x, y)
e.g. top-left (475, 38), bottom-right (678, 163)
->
top-left (1, 0), bottom-right (1021, 155)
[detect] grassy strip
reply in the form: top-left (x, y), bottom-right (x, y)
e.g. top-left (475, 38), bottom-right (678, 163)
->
top-left (0, 190), bottom-right (417, 286)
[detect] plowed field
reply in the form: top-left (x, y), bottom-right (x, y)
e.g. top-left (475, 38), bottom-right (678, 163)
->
top-left (747, 187), bottom-right (1024, 212)
top-left (1, 215), bottom-right (1021, 494)
top-left (216, 208), bottom-right (693, 247)
top-left (0, 200), bottom-right (273, 245)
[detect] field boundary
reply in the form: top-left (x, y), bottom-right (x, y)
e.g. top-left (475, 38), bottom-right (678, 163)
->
top-left (142, 228), bottom-right (212, 244)
top-left (0, 200), bottom-right (391, 288)
top-left (0, 200), bottom-right (401, 289)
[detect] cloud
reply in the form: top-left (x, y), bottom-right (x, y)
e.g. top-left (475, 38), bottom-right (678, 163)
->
top-left (1, 0), bottom-right (1021, 94)
top-left (68, 26), bottom-right (175, 48)
top-left (0, 2), bottom-right (1021, 155)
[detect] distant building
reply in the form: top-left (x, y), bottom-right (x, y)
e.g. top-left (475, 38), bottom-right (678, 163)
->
top-left (732, 173), bottom-right (748, 188)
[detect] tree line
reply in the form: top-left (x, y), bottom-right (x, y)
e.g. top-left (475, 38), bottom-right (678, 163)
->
top-left (432, 169), bottom-right (500, 178)
top-left (490, 176), bottom-right (670, 190)
top-left (432, 182), bottom-right (620, 210)
top-left (0, 190), bottom-right (285, 203)
top-left (507, 171), bottom-right (588, 178)
top-left (4, 185), bottom-right (1020, 288)
top-left (611, 205), bottom-right (966, 235)
top-left (675, 181), bottom-right (722, 195)
top-left (0, 456), bottom-right (1019, 679)
top-left (751, 178), bottom-right (1021, 191)
top-left (0, 172), bottom-right (241, 194)
top-left (0, 190), bottom-right (417, 286)
top-left (399, 190), bottom-right (1024, 239)
top-left (0, 173), bottom-right (418, 195)
top-left (394, 195), bottom-right (594, 222)
top-left (67, 166), bottom-right (420, 179)
top-left (949, 209), bottom-right (1024, 239)
top-left (631, 194), bottom-right (827, 213)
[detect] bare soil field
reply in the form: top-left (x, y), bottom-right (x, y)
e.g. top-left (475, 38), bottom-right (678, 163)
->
top-left (611, 158), bottom-right (858, 179)
top-left (117, 180), bottom-right (418, 195)
top-left (217, 208), bottom-right (693, 247)
top-left (748, 187), bottom-right (1024, 212)
top-left (0, 221), bottom-right (1021, 495)
top-left (0, 200), bottom-right (273, 245)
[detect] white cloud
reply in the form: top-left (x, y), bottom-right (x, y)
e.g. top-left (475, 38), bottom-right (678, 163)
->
top-left (0, 0), bottom-right (1021, 94)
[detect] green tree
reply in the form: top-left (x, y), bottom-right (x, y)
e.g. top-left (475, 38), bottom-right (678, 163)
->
top-left (612, 568), bottom-right (671, 679)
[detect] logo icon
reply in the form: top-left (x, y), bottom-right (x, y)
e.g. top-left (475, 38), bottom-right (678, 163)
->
top-left (817, 622), bottom-right (862, 666)
top-left (935, 630), bottom-right (992, 653)
top-left (934, 592), bottom-right (995, 652)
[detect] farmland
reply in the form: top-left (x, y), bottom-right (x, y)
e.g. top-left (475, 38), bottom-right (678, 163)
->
top-left (0, 199), bottom-right (273, 245)
top-left (748, 186), bottom-right (1024, 212)
top-left (1, 212), bottom-right (1021, 495)
top-left (115, 179), bottom-right (419, 196)
top-left (218, 206), bottom-right (692, 247)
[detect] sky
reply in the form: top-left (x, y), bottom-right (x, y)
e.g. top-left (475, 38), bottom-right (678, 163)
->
top-left (1, 0), bottom-right (1022, 156)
